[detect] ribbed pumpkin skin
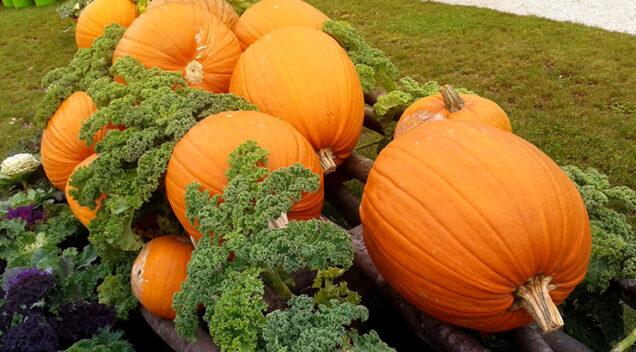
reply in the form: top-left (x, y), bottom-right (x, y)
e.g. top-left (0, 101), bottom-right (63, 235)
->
top-left (41, 92), bottom-right (107, 190)
top-left (131, 235), bottom-right (193, 320)
top-left (360, 120), bottom-right (591, 332)
top-left (234, 0), bottom-right (329, 49)
top-left (229, 27), bottom-right (364, 167)
top-left (75, 0), bottom-right (138, 49)
top-left (145, 0), bottom-right (239, 30)
top-left (113, 2), bottom-right (242, 93)
top-left (395, 94), bottom-right (511, 138)
top-left (165, 111), bottom-right (324, 242)
top-left (66, 154), bottom-right (104, 227)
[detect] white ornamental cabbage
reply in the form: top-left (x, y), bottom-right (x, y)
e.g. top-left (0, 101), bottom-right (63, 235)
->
top-left (0, 153), bottom-right (41, 176)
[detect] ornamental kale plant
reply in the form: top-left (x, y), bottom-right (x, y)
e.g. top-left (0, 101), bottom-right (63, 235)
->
top-left (173, 142), bottom-right (393, 351)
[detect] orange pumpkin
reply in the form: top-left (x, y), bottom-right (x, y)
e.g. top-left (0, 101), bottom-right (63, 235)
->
top-left (394, 85), bottom-right (511, 138)
top-left (229, 27), bottom-right (364, 173)
top-left (131, 235), bottom-right (193, 319)
top-left (113, 2), bottom-right (242, 93)
top-left (145, 0), bottom-right (239, 30)
top-left (66, 154), bottom-right (105, 227)
top-left (234, 0), bottom-right (329, 49)
top-left (40, 92), bottom-right (109, 190)
top-left (360, 120), bottom-right (591, 333)
top-left (165, 110), bottom-right (324, 242)
top-left (75, 0), bottom-right (138, 49)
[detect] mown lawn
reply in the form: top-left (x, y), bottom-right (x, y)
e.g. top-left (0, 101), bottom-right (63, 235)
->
top-left (1, 1), bottom-right (635, 191)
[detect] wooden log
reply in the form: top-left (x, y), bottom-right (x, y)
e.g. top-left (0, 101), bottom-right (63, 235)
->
top-left (619, 278), bottom-right (636, 309)
top-left (340, 151), bottom-right (374, 184)
top-left (543, 329), bottom-right (594, 352)
top-left (325, 172), bottom-right (362, 226)
top-left (364, 88), bottom-right (387, 106)
top-left (364, 106), bottom-right (385, 135)
top-left (140, 306), bottom-right (220, 352)
top-left (512, 324), bottom-right (553, 352)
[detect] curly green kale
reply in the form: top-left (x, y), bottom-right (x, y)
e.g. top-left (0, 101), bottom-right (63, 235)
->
top-left (322, 21), bottom-right (399, 94)
top-left (173, 142), bottom-right (378, 351)
top-left (63, 328), bottom-right (134, 352)
top-left (68, 56), bottom-right (257, 257)
top-left (561, 165), bottom-right (636, 294)
top-left (36, 24), bottom-right (126, 126)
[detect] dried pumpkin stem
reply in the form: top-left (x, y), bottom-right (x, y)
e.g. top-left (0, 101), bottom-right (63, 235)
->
top-left (185, 60), bottom-right (204, 85)
top-left (318, 147), bottom-right (337, 174)
top-left (513, 274), bottom-right (563, 334)
top-left (440, 85), bottom-right (464, 112)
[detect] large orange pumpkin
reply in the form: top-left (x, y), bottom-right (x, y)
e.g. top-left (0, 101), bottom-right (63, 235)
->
top-left (66, 154), bottom-right (105, 227)
top-left (41, 92), bottom-right (109, 190)
top-left (113, 2), bottom-right (242, 93)
top-left (229, 27), bottom-right (364, 173)
top-left (234, 0), bottom-right (330, 49)
top-left (75, 0), bottom-right (138, 49)
top-left (360, 120), bottom-right (591, 333)
top-left (165, 110), bottom-right (324, 242)
top-left (131, 235), bottom-right (193, 319)
top-left (144, 0), bottom-right (239, 30)
top-left (394, 85), bottom-right (512, 138)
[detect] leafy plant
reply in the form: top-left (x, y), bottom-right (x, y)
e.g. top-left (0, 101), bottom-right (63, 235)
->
top-left (173, 142), bottom-right (393, 351)
top-left (57, 0), bottom-right (95, 20)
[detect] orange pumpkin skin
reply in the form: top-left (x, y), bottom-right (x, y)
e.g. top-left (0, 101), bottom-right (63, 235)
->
top-left (113, 2), bottom-right (242, 93)
top-left (360, 120), bottom-right (591, 332)
top-left (165, 111), bottom-right (324, 242)
top-left (131, 235), bottom-right (193, 320)
top-left (234, 0), bottom-right (330, 49)
top-left (229, 27), bottom-right (364, 170)
top-left (41, 92), bottom-right (109, 190)
top-left (75, 0), bottom-right (138, 49)
top-left (395, 93), bottom-right (512, 139)
top-left (145, 0), bottom-right (239, 30)
top-left (66, 154), bottom-right (105, 227)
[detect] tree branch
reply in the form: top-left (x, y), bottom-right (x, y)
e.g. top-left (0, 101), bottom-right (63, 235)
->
top-left (543, 329), bottom-right (594, 352)
top-left (512, 324), bottom-right (553, 352)
top-left (140, 306), bottom-right (220, 352)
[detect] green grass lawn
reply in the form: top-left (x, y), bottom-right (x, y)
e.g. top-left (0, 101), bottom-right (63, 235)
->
top-left (1, 1), bottom-right (635, 191)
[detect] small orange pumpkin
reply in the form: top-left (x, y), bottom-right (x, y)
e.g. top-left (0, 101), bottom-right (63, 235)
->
top-left (75, 0), bottom-right (139, 49)
top-left (165, 110), bottom-right (324, 242)
top-left (40, 92), bottom-right (109, 190)
top-left (234, 0), bottom-right (330, 49)
top-left (113, 2), bottom-right (242, 93)
top-left (394, 85), bottom-right (511, 138)
top-left (145, 0), bottom-right (239, 30)
top-left (360, 120), bottom-right (591, 333)
top-left (66, 154), bottom-right (105, 227)
top-left (229, 27), bottom-right (364, 173)
top-left (131, 235), bottom-right (193, 319)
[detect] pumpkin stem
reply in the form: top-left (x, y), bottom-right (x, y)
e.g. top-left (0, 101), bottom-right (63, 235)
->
top-left (318, 147), bottom-right (337, 174)
top-left (512, 274), bottom-right (563, 334)
top-left (268, 213), bottom-right (289, 229)
top-left (185, 60), bottom-right (204, 85)
top-left (394, 111), bottom-right (445, 138)
top-left (440, 85), bottom-right (464, 112)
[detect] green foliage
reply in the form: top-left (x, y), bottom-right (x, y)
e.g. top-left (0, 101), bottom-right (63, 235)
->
top-left (67, 56), bottom-right (257, 259)
top-left (36, 24), bottom-right (126, 127)
top-left (225, 0), bottom-right (260, 14)
top-left (312, 267), bottom-right (361, 306)
top-left (63, 329), bottom-right (134, 352)
top-left (322, 20), bottom-right (399, 94)
top-left (174, 142), bottom-right (386, 351)
top-left (96, 255), bottom-right (138, 319)
top-left (57, 0), bottom-right (95, 20)
top-left (562, 165), bottom-right (636, 293)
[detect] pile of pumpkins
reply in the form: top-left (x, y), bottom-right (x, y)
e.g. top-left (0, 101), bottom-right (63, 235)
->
top-left (38, 0), bottom-right (592, 338)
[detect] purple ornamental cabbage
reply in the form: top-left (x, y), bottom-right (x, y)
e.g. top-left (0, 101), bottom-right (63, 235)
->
top-left (2, 312), bottom-right (58, 352)
top-left (53, 301), bottom-right (118, 349)
top-left (6, 268), bottom-right (56, 308)
top-left (5, 202), bottom-right (45, 225)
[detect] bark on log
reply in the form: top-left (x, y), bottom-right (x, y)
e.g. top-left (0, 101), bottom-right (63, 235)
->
top-left (619, 278), bottom-right (636, 309)
top-left (140, 306), bottom-right (220, 352)
top-left (364, 88), bottom-right (387, 106)
top-left (325, 172), bottom-right (362, 226)
top-left (364, 106), bottom-right (385, 135)
top-left (543, 329), bottom-right (594, 352)
top-left (512, 324), bottom-right (553, 352)
top-left (340, 151), bottom-right (374, 184)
